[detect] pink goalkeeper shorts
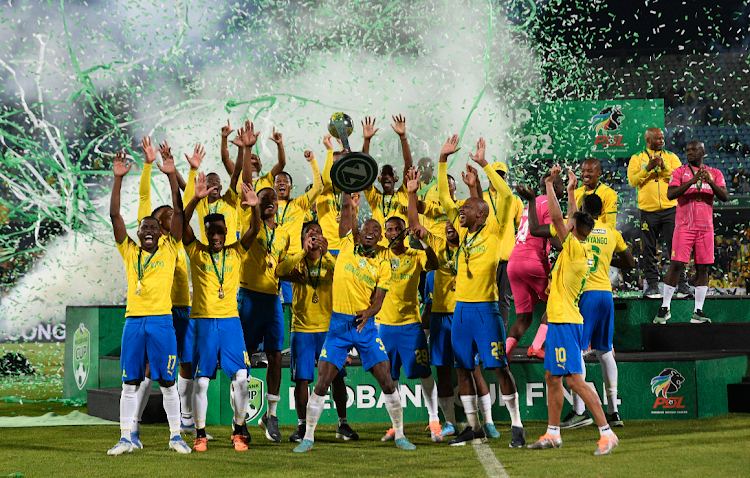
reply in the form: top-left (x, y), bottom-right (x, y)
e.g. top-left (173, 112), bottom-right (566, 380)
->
top-left (508, 259), bottom-right (549, 314)
top-left (671, 227), bottom-right (714, 264)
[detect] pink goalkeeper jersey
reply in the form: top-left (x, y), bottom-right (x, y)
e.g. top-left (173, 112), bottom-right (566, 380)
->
top-left (509, 195), bottom-right (552, 265)
top-left (669, 164), bottom-right (725, 231)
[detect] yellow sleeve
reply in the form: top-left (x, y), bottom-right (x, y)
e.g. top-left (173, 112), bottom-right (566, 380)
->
top-left (298, 158), bottom-right (323, 210)
top-left (438, 162), bottom-right (459, 223)
top-left (514, 196), bottom-right (523, 229)
top-left (183, 168), bottom-right (197, 207)
top-left (482, 164), bottom-right (512, 234)
top-left (628, 153), bottom-right (652, 188)
top-left (138, 163), bottom-right (152, 222)
top-left (614, 229), bottom-right (627, 253)
top-left (377, 259), bottom-right (391, 291)
top-left (276, 250), bottom-right (307, 277)
top-left (322, 149), bottom-right (334, 188)
top-left (604, 187), bottom-right (618, 226)
top-left (364, 186), bottom-right (381, 211)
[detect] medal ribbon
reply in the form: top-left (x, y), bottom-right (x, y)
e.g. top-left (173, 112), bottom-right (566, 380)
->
top-left (263, 222), bottom-right (277, 257)
top-left (304, 254), bottom-right (324, 294)
top-left (137, 248), bottom-right (156, 283)
top-left (209, 248), bottom-right (226, 288)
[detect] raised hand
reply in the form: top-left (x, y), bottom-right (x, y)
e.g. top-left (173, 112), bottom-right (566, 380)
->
top-left (240, 182), bottom-right (258, 208)
top-left (390, 114), bottom-right (407, 138)
top-left (362, 116), bottom-right (379, 140)
top-left (303, 229), bottom-right (315, 253)
top-left (440, 134), bottom-right (461, 158)
top-left (184, 143), bottom-right (205, 170)
top-left (221, 119), bottom-right (235, 138)
top-left (113, 150), bottom-right (131, 177)
top-left (566, 168), bottom-right (578, 190)
top-left (244, 120), bottom-right (260, 148)
top-left (351, 192), bottom-right (362, 208)
top-left (231, 124), bottom-right (247, 148)
top-left (157, 140), bottom-right (173, 166)
top-left (318, 234), bottom-right (329, 255)
top-left (647, 153), bottom-right (660, 171)
top-left (462, 163), bottom-right (479, 188)
top-left (515, 184), bottom-right (536, 201)
top-left (547, 165), bottom-right (562, 182)
top-left (158, 149), bottom-right (177, 175)
top-left (304, 150), bottom-right (315, 162)
top-left (323, 134), bottom-right (333, 151)
top-left (194, 172), bottom-right (216, 199)
top-left (410, 224), bottom-right (429, 240)
top-left (468, 137), bottom-right (487, 166)
top-left (406, 167), bottom-right (421, 193)
top-left (269, 126), bottom-right (283, 146)
top-left (140, 136), bottom-right (158, 164)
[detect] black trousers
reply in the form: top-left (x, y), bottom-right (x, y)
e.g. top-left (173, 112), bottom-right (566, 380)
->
top-left (496, 260), bottom-right (512, 331)
top-left (640, 207), bottom-right (687, 286)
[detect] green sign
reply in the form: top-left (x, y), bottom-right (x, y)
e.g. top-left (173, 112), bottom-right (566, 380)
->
top-left (505, 99), bottom-right (664, 164)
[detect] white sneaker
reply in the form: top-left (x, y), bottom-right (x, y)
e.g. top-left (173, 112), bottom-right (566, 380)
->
top-left (107, 438), bottom-right (133, 456)
top-left (168, 436), bottom-right (192, 454)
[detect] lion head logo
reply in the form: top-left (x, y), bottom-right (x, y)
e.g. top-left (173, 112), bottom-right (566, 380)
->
top-left (590, 106), bottom-right (625, 135)
top-left (650, 368), bottom-right (685, 398)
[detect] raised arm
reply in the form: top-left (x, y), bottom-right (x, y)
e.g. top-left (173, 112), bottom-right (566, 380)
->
top-left (301, 151), bottom-right (323, 204)
top-left (239, 182), bottom-right (262, 250)
top-left (235, 121), bottom-right (257, 192)
top-left (183, 172), bottom-right (215, 245)
top-left (406, 168), bottom-right (421, 230)
top-left (438, 135), bottom-right (461, 222)
top-left (565, 168), bottom-right (578, 217)
top-left (469, 138), bottom-right (512, 228)
top-left (156, 144), bottom-right (183, 242)
top-left (182, 144), bottom-right (203, 207)
top-left (138, 136), bottom-right (158, 221)
top-left (462, 163), bottom-right (481, 199)
top-left (268, 127), bottom-right (286, 177)
top-left (339, 191), bottom-right (355, 239)
top-left (546, 166), bottom-right (568, 239)
top-left (220, 119), bottom-right (236, 175)
top-left (110, 150), bottom-right (131, 244)
top-left (391, 114), bottom-right (412, 179)
top-left (516, 184), bottom-right (553, 238)
top-left (361, 116), bottom-right (379, 157)
top-left (321, 135), bottom-right (335, 188)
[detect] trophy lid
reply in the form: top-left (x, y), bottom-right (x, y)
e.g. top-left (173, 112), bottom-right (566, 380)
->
top-left (328, 112), bottom-right (354, 139)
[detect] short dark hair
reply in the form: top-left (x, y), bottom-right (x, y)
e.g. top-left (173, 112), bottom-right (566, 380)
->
top-left (257, 187), bottom-right (276, 198)
top-left (447, 174), bottom-right (456, 183)
top-left (206, 172), bottom-right (220, 179)
top-left (385, 216), bottom-right (406, 228)
top-left (276, 171), bottom-right (293, 185)
top-left (573, 211), bottom-right (595, 235)
top-left (301, 221), bottom-right (320, 242)
top-left (139, 215), bottom-right (160, 227)
top-left (151, 205), bottom-right (172, 220)
top-left (582, 194), bottom-right (603, 218)
top-left (204, 213), bottom-right (226, 227)
top-left (380, 165), bottom-right (396, 176)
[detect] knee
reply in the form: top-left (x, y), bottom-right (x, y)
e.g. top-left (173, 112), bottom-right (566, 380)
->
top-left (124, 379), bottom-right (141, 387)
top-left (157, 379), bottom-right (175, 388)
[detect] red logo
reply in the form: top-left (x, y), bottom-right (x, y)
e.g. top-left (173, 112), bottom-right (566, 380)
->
top-left (593, 135), bottom-right (626, 148)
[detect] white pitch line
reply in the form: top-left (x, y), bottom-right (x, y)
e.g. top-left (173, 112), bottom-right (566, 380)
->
top-left (474, 443), bottom-right (510, 478)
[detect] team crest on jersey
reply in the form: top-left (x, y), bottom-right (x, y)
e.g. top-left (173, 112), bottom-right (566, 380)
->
top-left (390, 257), bottom-right (400, 270)
top-left (359, 258), bottom-right (367, 268)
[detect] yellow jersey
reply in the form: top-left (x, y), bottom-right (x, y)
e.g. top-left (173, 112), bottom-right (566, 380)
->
top-left (137, 164), bottom-right (191, 307)
top-left (276, 159), bottom-right (323, 254)
top-left (583, 219), bottom-right (627, 293)
top-left (117, 234), bottom-right (178, 318)
top-left (365, 184), bottom-right (409, 246)
top-left (278, 251), bottom-right (337, 333)
top-left (185, 240), bottom-right (244, 319)
top-left (627, 149), bottom-right (681, 212)
top-left (254, 171), bottom-right (275, 192)
top-left (331, 234), bottom-right (390, 316)
top-left (438, 162), bottom-right (513, 303)
top-left (377, 248), bottom-right (431, 326)
top-left (574, 183), bottom-right (618, 227)
top-left (183, 177), bottom-right (241, 245)
top-left (318, 150), bottom-right (346, 251)
top-left (547, 233), bottom-right (592, 324)
top-left (427, 233), bottom-right (459, 313)
top-left (240, 223), bottom-right (290, 295)
top-left (484, 191), bottom-right (523, 261)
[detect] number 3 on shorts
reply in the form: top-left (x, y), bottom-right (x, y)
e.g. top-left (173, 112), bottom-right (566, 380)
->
top-left (376, 338), bottom-right (386, 351)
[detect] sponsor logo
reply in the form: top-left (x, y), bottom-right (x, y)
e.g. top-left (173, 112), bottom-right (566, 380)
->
top-left (73, 323), bottom-right (91, 391)
top-left (590, 106), bottom-right (627, 150)
top-left (650, 368), bottom-right (687, 412)
top-left (247, 376), bottom-right (265, 422)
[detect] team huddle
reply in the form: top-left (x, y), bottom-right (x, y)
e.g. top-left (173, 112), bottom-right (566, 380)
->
top-left (107, 115), bottom-right (724, 457)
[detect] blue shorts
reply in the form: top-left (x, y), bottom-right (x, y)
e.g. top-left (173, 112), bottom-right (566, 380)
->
top-left (452, 301), bottom-right (507, 370)
top-left (280, 280), bottom-right (293, 305)
top-left (121, 315), bottom-right (177, 382)
top-left (192, 318), bottom-right (249, 379)
top-left (237, 288), bottom-right (284, 352)
top-left (579, 290), bottom-right (614, 352)
top-left (290, 331), bottom-right (347, 382)
top-left (424, 271), bottom-right (434, 304)
top-left (544, 322), bottom-right (584, 376)
top-left (429, 312), bottom-right (452, 367)
top-left (172, 306), bottom-right (193, 364)
top-left (320, 312), bottom-right (389, 372)
top-left (377, 322), bottom-right (430, 380)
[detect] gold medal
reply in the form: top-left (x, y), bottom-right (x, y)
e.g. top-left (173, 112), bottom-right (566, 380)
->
top-left (218, 286), bottom-right (225, 299)
top-left (451, 279), bottom-right (456, 291)
top-left (312, 293), bottom-right (319, 304)
top-left (335, 214), bottom-right (341, 223)
top-left (135, 280), bottom-right (142, 295)
top-left (267, 259), bottom-right (274, 268)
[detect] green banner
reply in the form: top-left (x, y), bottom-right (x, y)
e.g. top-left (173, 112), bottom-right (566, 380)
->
top-left (506, 99), bottom-right (664, 165)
